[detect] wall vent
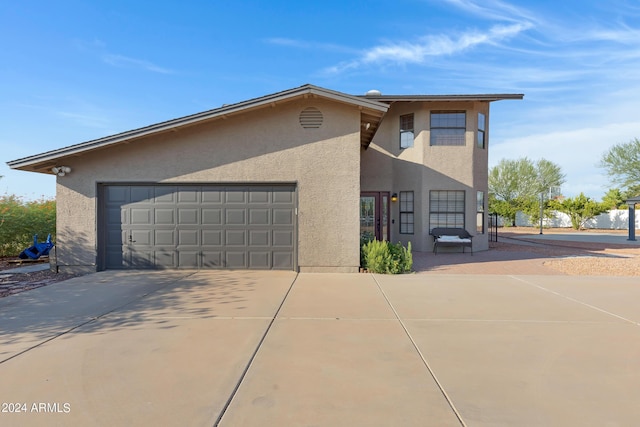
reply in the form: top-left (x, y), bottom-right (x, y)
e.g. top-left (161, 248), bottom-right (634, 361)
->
top-left (299, 107), bottom-right (323, 129)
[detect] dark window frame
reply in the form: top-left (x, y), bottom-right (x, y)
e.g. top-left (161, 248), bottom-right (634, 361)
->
top-left (476, 190), bottom-right (485, 234)
top-left (477, 112), bottom-right (486, 149)
top-left (400, 114), bottom-right (415, 149)
top-left (429, 190), bottom-right (465, 230)
top-left (399, 191), bottom-right (414, 234)
top-left (430, 111), bottom-right (466, 146)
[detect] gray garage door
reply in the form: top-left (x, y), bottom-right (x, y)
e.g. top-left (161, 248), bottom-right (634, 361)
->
top-left (100, 185), bottom-right (296, 270)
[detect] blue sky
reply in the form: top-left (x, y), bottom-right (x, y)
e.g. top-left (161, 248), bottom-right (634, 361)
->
top-left (2, 0), bottom-right (640, 200)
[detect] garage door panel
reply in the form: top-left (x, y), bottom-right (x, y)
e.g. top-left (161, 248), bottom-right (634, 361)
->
top-left (201, 188), bottom-right (223, 203)
top-left (249, 209), bottom-right (270, 225)
top-left (250, 230), bottom-right (270, 246)
top-left (154, 209), bottom-right (175, 225)
top-left (226, 252), bottom-right (246, 268)
top-left (155, 250), bottom-right (176, 268)
top-left (249, 190), bottom-right (269, 203)
top-left (129, 250), bottom-right (154, 268)
top-left (177, 187), bottom-right (199, 203)
top-left (178, 251), bottom-right (200, 268)
top-left (105, 207), bottom-right (123, 225)
top-left (102, 184), bottom-right (295, 270)
top-left (273, 189), bottom-right (294, 203)
top-left (130, 187), bottom-right (154, 203)
top-left (178, 209), bottom-right (199, 225)
top-left (155, 230), bottom-right (175, 246)
top-left (273, 230), bottom-right (294, 247)
top-left (105, 251), bottom-right (126, 269)
top-left (226, 209), bottom-right (246, 225)
top-left (225, 189), bottom-right (246, 203)
top-left (273, 252), bottom-right (293, 269)
top-left (249, 252), bottom-right (270, 269)
top-left (178, 229), bottom-right (199, 245)
top-left (154, 186), bottom-right (176, 203)
top-left (202, 209), bottom-right (222, 225)
top-left (131, 230), bottom-right (152, 245)
top-left (106, 230), bottom-right (125, 245)
top-left (273, 209), bottom-right (293, 225)
top-left (131, 208), bottom-right (152, 225)
top-left (203, 230), bottom-right (222, 246)
top-left (202, 251), bottom-right (222, 267)
top-left (105, 186), bottom-right (128, 203)
top-left (226, 230), bottom-right (246, 246)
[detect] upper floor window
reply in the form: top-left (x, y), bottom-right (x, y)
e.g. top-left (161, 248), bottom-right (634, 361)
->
top-left (477, 112), bottom-right (486, 149)
top-left (400, 114), bottom-right (414, 149)
top-left (430, 112), bottom-right (466, 146)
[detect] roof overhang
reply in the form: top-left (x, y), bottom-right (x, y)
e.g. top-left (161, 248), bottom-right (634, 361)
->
top-left (7, 84), bottom-right (389, 173)
top-left (359, 93), bottom-right (525, 103)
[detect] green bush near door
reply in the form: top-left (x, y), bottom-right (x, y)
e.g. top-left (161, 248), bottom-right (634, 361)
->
top-left (361, 240), bottom-right (413, 274)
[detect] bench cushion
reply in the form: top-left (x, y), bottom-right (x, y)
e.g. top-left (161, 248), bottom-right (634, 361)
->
top-left (436, 236), bottom-right (471, 243)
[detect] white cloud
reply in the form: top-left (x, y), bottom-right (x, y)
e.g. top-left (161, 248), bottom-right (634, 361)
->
top-left (442, 0), bottom-right (539, 24)
top-left (101, 54), bottom-right (174, 74)
top-left (324, 22), bottom-right (531, 74)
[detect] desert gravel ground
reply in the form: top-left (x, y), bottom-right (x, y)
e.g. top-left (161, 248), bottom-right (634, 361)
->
top-left (0, 259), bottom-right (79, 298)
top-left (411, 227), bottom-right (639, 276)
top-left (497, 229), bottom-right (640, 276)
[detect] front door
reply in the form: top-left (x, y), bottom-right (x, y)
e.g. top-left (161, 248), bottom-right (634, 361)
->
top-left (360, 192), bottom-right (390, 242)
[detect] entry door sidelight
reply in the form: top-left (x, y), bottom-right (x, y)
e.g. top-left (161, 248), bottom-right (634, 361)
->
top-left (360, 192), bottom-right (390, 242)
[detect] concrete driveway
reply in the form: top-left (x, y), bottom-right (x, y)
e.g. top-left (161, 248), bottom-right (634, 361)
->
top-left (1, 270), bottom-right (639, 426)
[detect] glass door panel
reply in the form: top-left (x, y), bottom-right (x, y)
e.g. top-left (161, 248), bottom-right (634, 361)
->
top-left (360, 192), bottom-right (390, 242)
top-left (381, 194), bottom-right (389, 241)
top-left (360, 196), bottom-right (376, 242)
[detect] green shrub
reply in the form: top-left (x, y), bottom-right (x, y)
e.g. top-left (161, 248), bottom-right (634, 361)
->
top-left (361, 240), bottom-right (412, 274)
top-left (0, 194), bottom-right (56, 257)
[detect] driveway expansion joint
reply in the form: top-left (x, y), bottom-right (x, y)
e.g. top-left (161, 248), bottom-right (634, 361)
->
top-left (511, 275), bottom-right (640, 327)
top-left (213, 272), bottom-right (299, 427)
top-left (371, 274), bottom-right (467, 427)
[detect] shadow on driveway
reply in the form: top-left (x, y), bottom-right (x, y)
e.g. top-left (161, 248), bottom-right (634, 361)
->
top-left (0, 270), bottom-right (292, 363)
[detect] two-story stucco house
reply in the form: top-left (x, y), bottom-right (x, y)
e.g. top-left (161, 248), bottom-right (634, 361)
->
top-left (7, 84), bottom-right (523, 274)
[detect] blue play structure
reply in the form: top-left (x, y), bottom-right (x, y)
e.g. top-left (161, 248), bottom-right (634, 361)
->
top-left (18, 234), bottom-right (55, 260)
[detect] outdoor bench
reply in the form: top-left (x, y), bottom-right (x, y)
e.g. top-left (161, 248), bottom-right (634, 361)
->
top-left (430, 227), bottom-right (473, 255)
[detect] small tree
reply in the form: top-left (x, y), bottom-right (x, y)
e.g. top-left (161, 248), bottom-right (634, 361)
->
top-left (599, 138), bottom-right (640, 190)
top-left (488, 195), bottom-right (519, 226)
top-left (489, 157), bottom-right (565, 226)
top-left (623, 184), bottom-right (640, 199)
top-left (601, 188), bottom-right (626, 210)
top-left (520, 194), bottom-right (556, 226)
top-left (549, 193), bottom-right (609, 230)
top-left (489, 158), bottom-right (536, 226)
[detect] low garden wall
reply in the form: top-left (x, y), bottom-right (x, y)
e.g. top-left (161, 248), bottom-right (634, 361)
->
top-left (513, 209), bottom-right (640, 229)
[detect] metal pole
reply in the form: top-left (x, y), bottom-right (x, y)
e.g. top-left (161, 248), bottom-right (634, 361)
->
top-left (628, 203), bottom-right (636, 241)
top-left (539, 192), bottom-right (544, 234)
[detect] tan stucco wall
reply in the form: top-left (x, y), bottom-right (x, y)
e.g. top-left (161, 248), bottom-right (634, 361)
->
top-left (362, 101), bottom-right (491, 253)
top-left (54, 98), bottom-right (362, 273)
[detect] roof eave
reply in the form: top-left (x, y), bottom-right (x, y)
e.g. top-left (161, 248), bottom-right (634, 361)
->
top-left (360, 94), bottom-right (525, 102)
